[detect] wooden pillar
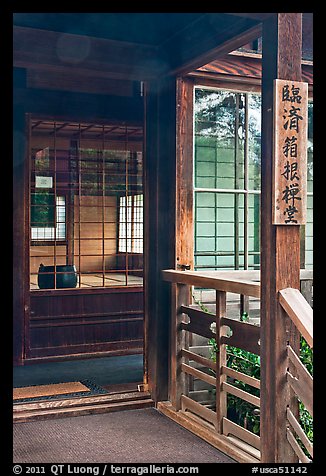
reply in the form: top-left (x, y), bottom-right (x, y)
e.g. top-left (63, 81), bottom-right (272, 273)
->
top-left (260, 13), bottom-right (303, 463)
top-left (13, 101), bottom-right (28, 365)
top-left (175, 77), bottom-right (194, 271)
top-left (144, 76), bottom-right (194, 404)
top-left (144, 78), bottom-right (178, 403)
top-left (13, 106), bottom-right (26, 366)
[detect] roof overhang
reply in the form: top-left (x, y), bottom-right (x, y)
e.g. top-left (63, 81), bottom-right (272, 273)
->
top-left (13, 13), bottom-right (274, 81)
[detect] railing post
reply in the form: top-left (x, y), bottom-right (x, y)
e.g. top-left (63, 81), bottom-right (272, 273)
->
top-left (240, 294), bottom-right (250, 318)
top-left (215, 290), bottom-right (227, 433)
top-left (170, 282), bottom-right (190, 411)
top-left (300, 279), bottom-right (313, 308)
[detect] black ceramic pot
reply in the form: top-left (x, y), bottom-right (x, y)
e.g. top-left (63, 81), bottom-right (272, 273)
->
top-left (38, 264), bottom-right (78, 289)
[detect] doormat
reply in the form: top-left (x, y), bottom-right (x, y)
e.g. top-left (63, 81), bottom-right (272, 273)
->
top-left (13, 379), bottom-right (108, 403)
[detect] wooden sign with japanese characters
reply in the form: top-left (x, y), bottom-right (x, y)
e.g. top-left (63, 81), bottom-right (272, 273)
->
top-left (273, 79), bottom-right (308, 225)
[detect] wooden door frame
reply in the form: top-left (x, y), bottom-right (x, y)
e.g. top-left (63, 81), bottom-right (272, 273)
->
top-left (17, 112), bottom-right (147, 375)
top-left (13, 103), bottom-right (30, 366)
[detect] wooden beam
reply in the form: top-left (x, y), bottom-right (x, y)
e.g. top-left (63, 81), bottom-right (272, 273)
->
top-left (260, 13), bottom-right (304, 463)
top-left (180, 305), bottom-right (215, 340)
top-left (13, 398), bottom-right (154, 423)
top-left (162, 269), bottom-right (260, 297)
top-left (27, 70), bottom-right (135, 96)
top-left (161, 14), bottom-right (263, 77)
top-left (225, 13), bottom-right (274, 21)
top-left (222, 366), bottom-right (260, 390)
top-left (14, 87), bottom-right (143, 123)
top-left (13, 390), bottom-right (151, 413)
top-left (181, 395), bottom-right (216, 426)
top-left (181, 363), bottom-right (216, 387)
top-left (221, 316), bottom-right (261, 355)
top-left (222, 382), bottom-right (260, 408)
top-left (13, 26), bottom-right (160, 81)
top-left (182, 349), bottom-right (216, 371)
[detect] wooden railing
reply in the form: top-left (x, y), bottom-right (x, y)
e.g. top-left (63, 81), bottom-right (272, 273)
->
top-left (162, 269), bottom-right (262, 462)
top-left (279, 287), bottom-right (313, 348)
top-left (161, 269), bottom-right (313, 463)
top-left (279, 287), bottom-right (313, 463)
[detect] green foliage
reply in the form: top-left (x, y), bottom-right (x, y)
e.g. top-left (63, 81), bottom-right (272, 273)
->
top-left (31, 192), bottom-right (55, 227)
top-left (299, 402), bottom-right (313, 443)
top-left (240, 311), bottom-right (249, 322)
top-left (300, 336), bottom-right (313, 376)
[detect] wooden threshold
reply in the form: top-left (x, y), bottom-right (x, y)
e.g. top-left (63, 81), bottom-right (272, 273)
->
top-left (157, 401), bottom-right (260, 464)
top-left (23, 348), bottom-right (143, 364)
top-left (14, 390), bottom-right (154, 423)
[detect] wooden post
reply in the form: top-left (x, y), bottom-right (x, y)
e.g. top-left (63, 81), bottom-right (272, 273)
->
top-left (170, 283), bottom-right (190, 410)
top-left (173, 77), bottom-right (194, 407)
top-left (175, 77), bottom-right (194, 272)
top-left (144, 78), bottom-right (178, 403)
top-left (215, 290), bottom-right (227, 433)
top-left (145, 76), bottom-right (195, 404)
top-left (13, 99), bottom-right (28, 366)
top-left (260, 13), bottom-right (304, 463)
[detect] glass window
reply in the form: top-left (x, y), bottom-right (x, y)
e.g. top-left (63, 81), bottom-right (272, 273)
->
top-left (31, 195), bottom-right (66, 240)
top-left (29, 119), bottom-right (143, 290)
top-left (194, 87), bottom-right (312, 271)
top-left (119, 194), bottom-right (143, 253)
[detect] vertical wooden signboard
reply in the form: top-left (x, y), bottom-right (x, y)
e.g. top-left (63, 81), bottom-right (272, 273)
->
top-left (273, 79), bottom-right (308, 225)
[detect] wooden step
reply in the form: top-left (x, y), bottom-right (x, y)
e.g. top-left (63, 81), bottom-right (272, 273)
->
top-left (13, 391), bottom-right (154, 422)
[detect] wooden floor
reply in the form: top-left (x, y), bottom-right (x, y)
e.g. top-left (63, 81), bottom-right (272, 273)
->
top-left (30, 272), bottom-right (143, 289)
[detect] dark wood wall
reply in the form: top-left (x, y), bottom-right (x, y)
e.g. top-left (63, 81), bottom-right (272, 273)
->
top-left (28, 288), bottom-right (143, 360)
top-left (13, 67), bottom-right (144, 365)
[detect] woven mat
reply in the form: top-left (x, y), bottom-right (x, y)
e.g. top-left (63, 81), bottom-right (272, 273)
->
top-left (13, 381), bottom-right (90, 400)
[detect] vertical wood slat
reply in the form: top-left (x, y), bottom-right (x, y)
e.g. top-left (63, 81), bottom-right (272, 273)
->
top-left (53, 121), bottom-right (57, 288)
top-left (215, 290), bottom-right (227, 433)
top-left (170, 284), bottom-right (190, 411)
top-left (78, 125), bottom-right (82, 288)
top-left (125, 125), bottom-right (129, 286)
top-left (102, 125), bottom-right (105, 288)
